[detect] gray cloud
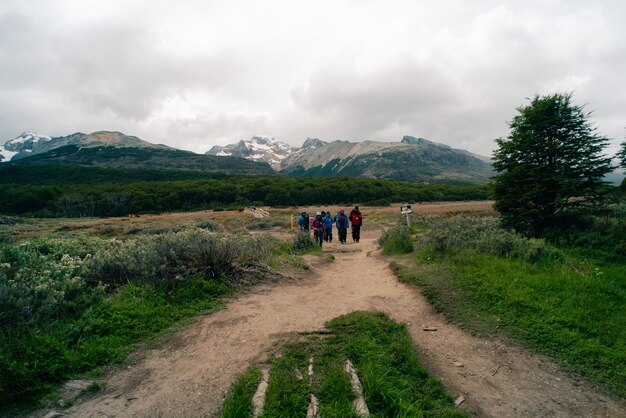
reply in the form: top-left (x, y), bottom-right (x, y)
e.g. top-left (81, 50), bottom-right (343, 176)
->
top-left (1, 0), bottom-right (625, 158)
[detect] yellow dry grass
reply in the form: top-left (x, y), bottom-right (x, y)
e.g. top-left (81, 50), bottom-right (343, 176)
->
top-left (4, 201), bottom-right (495, 241)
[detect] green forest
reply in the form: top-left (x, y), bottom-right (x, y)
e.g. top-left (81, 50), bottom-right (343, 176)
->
top-left (0, 165), bottom-right (488, 217)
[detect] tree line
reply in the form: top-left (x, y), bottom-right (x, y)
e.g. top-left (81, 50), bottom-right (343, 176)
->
top-left (0, 166), bottom-right (488, 217)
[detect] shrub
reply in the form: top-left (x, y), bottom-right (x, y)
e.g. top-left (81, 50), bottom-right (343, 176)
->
top-left (292, 231), bottom-right (315, 253)
top-left (418, 216), bottom-right (562, 263)
top-left (0, 238), bottom-right (108, 330)
top-left (195, 219), bottom-right (220, 231)
top-left (86, 228), bottom-right (277, 289)
top-left (378, 225), bottom-right (413, 255)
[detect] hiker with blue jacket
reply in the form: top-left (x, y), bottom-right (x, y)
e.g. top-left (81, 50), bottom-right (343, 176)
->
top-left (323, 211), bottom-right (334, 242)
top-left (298, 211), bottom-right (310, 231)
top-left (335, 209), bottom-right (349, 244)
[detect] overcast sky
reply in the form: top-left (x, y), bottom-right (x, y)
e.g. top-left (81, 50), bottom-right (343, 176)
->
top-left (1, 0), bottom-right (625, 156)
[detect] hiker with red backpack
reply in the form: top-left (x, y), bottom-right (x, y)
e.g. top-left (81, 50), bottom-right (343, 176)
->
top-left (335, 209), bottom-right (349, 244)
top-left (349, 205), bottom-right (363, 243)
top-left (310, 211), bottom-right (325, 247)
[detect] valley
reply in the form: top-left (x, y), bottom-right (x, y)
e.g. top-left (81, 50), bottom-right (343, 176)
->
top-left (3, 202), bottom-right (622, 417)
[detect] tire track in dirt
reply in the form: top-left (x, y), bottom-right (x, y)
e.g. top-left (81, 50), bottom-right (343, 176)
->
top-left (46, 230), bottom-right (624, 418)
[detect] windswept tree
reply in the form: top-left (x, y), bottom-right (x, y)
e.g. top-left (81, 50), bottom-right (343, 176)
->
top-left (618, 139), bottom-right (626, 170)
top-left (492, 93), bottom-right (613, 236)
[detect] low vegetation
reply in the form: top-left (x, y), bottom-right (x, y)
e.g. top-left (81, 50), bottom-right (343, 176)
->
top-left (377, 224), bottom-right (414, 255)
top-left (221, 367), bottom-right (263, 418)
top-left (387, 212), bottom-right (626, 397)
top-left (222, 312), bottom-right (466, 417)
top-left (292, 230), bottom-right (317, 253)
top-left (0, 227), bottom-right (296, 414)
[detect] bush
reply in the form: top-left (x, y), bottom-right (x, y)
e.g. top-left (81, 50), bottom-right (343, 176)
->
top-left (418, 216), bottom-right (562, 263)
top-left (292, 231), bottom-right (315, 253)
top-left (195, 219), bottom-right (220, 231)
top-left (87, 228), bottom-right (277, 289)
top-left (0, 238), bottom-right (109, 329)
top-left (543, 203), bottom-right (626, 262)
top-left (378, 225), bottom-right (413, 255)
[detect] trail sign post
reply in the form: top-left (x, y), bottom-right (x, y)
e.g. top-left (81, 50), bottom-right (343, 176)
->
top-left (401, 204), bottom-right (413, 227)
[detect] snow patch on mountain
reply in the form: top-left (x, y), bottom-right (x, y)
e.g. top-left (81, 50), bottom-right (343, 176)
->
top-left (0, 146), bottom-right (18, 162)
top-left (205, 135), bottom-right (299, 170)
top-left (3, 132), bottom-right (51, 150)
top-left (1, 132), bottom-right (53, 162)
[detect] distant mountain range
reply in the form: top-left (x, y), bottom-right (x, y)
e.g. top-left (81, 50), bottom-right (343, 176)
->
top-left (1, 131), bottom-right (496, 183)
top-left (280, 135), bottom-right (493, 183)
top-left (0, 131), bottom-right (274, 175)
top-left (206, 135), bottom-right (493, 183)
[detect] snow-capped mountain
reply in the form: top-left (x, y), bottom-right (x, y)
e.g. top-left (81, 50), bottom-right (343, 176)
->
top-left (1, 131), bottom-right (174, 162)
top-left (205, 135), bottom-right (299, 170)
top-left (0, 132), bottom-right (52, 162)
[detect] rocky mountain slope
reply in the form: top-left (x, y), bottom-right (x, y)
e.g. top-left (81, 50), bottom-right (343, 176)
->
top-left (0, 132), bottom-right (52, 162)
top-left (3, 131), bottom-right (274, 175)
top-left (2, 131), bottom-right (494, 182)
top-left (2, 131), bottom-right (172, 162)
top-left (279, 136), bottom-right (493, 183)
top-left (205, 135), bottom-right (298, 170)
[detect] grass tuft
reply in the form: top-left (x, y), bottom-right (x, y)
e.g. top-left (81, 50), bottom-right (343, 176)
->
top-left (220, 367), bottom-right (262, 418)
top-left (378, 225), bottom-right (414, 255)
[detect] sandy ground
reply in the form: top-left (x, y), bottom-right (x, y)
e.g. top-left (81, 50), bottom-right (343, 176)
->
top-left (36, 225), bottom-right (625, 418)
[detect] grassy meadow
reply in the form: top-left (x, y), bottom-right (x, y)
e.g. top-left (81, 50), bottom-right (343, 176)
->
top-left (381, 210), bottom-right (626, 397)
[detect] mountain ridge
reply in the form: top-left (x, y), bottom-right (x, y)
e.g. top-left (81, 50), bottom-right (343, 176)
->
top-left (3, 131), bottom-right (274, 175)
top-left (279, 135), bottom-right (493, 183)
top-left (2, 130), bottom-right (495, 183)
top-left (205, 135), bottom-right (298, 170)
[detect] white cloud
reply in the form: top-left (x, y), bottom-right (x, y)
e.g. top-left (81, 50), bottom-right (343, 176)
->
top-left (0, 0), bottom-right (625, 156)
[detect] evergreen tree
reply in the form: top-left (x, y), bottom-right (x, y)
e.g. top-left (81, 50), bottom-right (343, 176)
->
top-left (618, 139), bottom-right (626, 190)
top-left (618, 139), bottom-right (626, 170)
top-left (492, 93), bottom-right (613, 236)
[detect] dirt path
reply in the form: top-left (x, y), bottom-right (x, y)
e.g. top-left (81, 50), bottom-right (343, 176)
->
top-left (54, 229), bottom-right (623, 418)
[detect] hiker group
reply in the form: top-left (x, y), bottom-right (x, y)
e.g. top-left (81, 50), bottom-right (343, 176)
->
top-left (297, 206), bottom-right (363, 247)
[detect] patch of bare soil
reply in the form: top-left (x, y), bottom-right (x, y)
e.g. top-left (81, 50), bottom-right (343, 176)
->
top-left (36, 225), bottom-right (624, 417)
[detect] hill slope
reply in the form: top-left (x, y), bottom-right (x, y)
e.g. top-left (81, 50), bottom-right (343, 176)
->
top-left (9, 144), bottom-right (274, 175)
top-left (280, 136), bottom-right (493, 183)
top-left (4, 131), bottom-right (173, 162)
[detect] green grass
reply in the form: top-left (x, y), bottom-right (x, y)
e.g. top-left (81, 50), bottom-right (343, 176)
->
top-left (222, 312), bottom-right (466, 417)
top-left (1, 279), bottom-right (229, 414)
top-left (392, 250), bottom-right (626, 397)
top-left (221, 367), bottom-right (263, 418)
top-left (378, 225), bottom-right (414, 255)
